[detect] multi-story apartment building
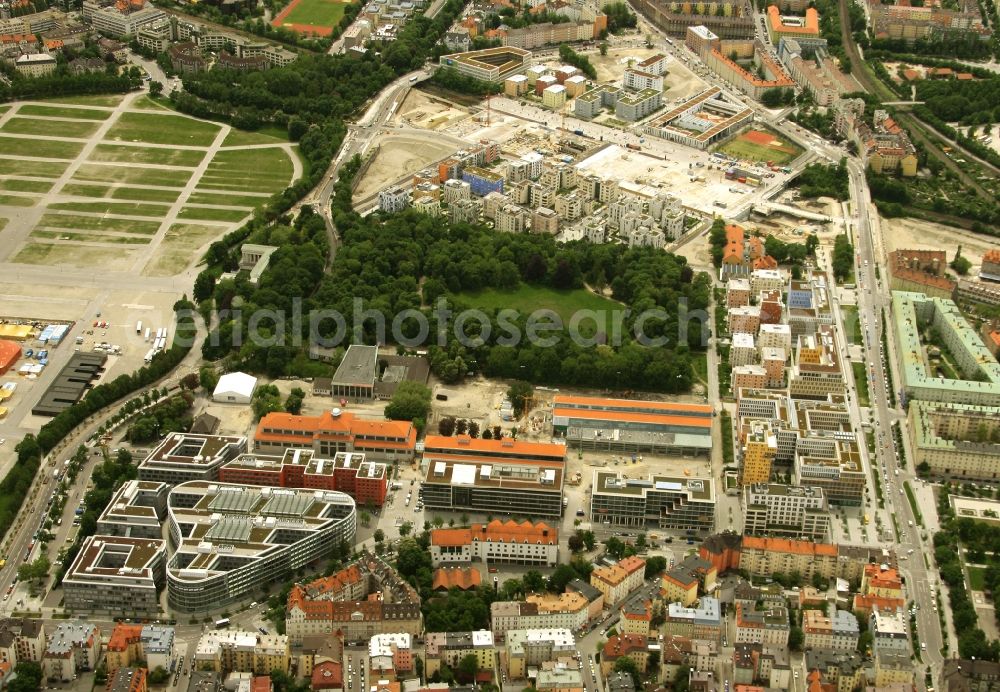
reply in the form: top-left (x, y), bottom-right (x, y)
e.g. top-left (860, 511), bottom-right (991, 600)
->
top-left (803, 606), bottom-right (860, 651)
top-left (728, 305), bottom-right (761, 335)
top-left (194, 631), bottom-right (289, 675)
top-left (450, 198), bottom-right (480, 224)
top-left (623, 67), bottom-right (664, 92)
top-left (421, 436), bottom-right (566, 517)
top-left (862, 564), bottom-right (904, 599)
top-left (591, 556), bottom-right (646, 606)
top-left (254, 410), bottom-right (416, 463)
top-left (286, 553), bottom-right (422, 645)
top-left (219, 450), bottom-right (388, 506)
top-left (82, 0), bottom-right (165, 37)
top-left (871, 609), bottom-right (910, 655)
top-left (442, 178), bottom-right (471, 203)
top-left (367, 633), bottom-right (413, 680)
top-left (504, 629), bottom-right (576, 678)
top-left (137, 433), bottom-right (246, 486)
top-left (730, 333), bottom-right (756, 368)
top-left (734, 603), bottom-right (790, 647)
top-left (496, 204), bottom-right (528, 233)
top-left (104, 624), bottom-right (174, 674)
top-left (742, 483), bottom-right (830, 540)
top-left (794, 435), bottom-right (864, 506)
top-left (378, 186), bottom-right (410, 213)
top-left (727, 278), bottom-right (751, 308)
top-left (532, 207), bottom-right (559, 234)
top-left (908, 400), bottom-right (1000, 480)
top-left (600, 633), bottom-right (649, 675)
top-left (615, 88), bottom-right (662, 121)
top-left (590, 471), bottom-right (715, 532)
top-left (789, 326), bottom-right (844, 399)
top-left (424, 631), bottom-right (495, 680)
top-left (0, 619), bottom-right (45, 666)
top-left (62, 535), bottom-right (166, 617)
top-left (804, 649), bottom-right (866, 692)
top-left (661, 555), bottom-right (717, 607)
top-left (663, 597), bottom-right (722, 642)
top-left (42, 623), bottom-right (101, 682)
top-left (430, 520), bottom-right (559, 567)
top-left (166, 482), bottom-right (357, 612)
top-left (96, 480), bottom-right (168, 539)
top-left (490, 595), bottom-right (589, 637)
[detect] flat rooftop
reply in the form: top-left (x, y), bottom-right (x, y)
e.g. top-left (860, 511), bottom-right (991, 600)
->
top-left (141, 433), bottom-right (247, 467)
top-left (592, 470), bottom-right (714, 502)
top-left (65, 534), bottom-right (165, 582)
top-left (331, 345), bottom-right (378, 387)
top-left (424, 456), bottom-right (563, 491)
top-left (31, 352), bottom-right (107, 417)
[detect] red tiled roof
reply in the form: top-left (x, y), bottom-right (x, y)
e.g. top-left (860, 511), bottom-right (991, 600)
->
top-left (742, 536), bottom-right (838, 557)
top-left (432, 567), bottom-right (482, 590)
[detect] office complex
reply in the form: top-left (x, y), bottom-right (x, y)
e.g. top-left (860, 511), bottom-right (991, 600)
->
top-left (165, 482), bottom-right (356, 611)
top-left (254, 409), bottom-right (416, 462)
top-left (553, 395), bottom-right (712, 456)
top-left (219, 450), bottom-right (388, 506)
top-left (742, 483), bottom-right (830, 540)
top-left (590, 471), bottom-right (715, 532)
top-left (137, 433), bottom-right (247, 485)
top-left (438, 47), bottom-right (531, 82)
top-left (420, 436), bottom-right (566, 518)
top-left (96, 480), bottom-right (169, 539)
top-left (62, 535), bottom-right (166, 617)
top-left (642, 88), bottom-right (754, 150)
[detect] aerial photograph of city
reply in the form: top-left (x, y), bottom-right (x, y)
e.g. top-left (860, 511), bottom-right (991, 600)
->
top-left (1, 0), bottom-right (1000, 688)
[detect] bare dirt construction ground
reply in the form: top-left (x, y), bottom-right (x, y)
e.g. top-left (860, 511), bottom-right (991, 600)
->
top-left (883, 216), bottom-right (997, 276)
top-left (353, 133), bottom-right (458, 201)
top-left (395, 89), bottom-right (472, 131)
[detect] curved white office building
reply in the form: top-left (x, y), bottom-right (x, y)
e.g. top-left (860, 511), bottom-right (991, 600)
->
top-left (166, 481), bottom-right (356, 612)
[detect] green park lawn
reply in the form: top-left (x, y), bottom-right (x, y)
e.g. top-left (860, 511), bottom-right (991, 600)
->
top-left (177, 206), bottom-right (251, 222)
top-left (72, 163), bottom-right (192, 188)
top-left (280, 0), bottom-right (348, 27)
top-left (0, 135), bottom-right (84, 159)
top-left (0, 159), bottom-right (68, 178)
top-left (38, 94), bottom-right (122, 107)
top-left (50, 200), bottom-right (171, 217)
top-left (187, 191), bottom-right (270, 207)
top-left (105, 112), bottom-right (220, 147)
top-left (198, 147), bottom-right (294, 194)
top-left (1, 116), bottom-right (100, 139)
top-left (453, 284), bottom-right (624, 325)
top-left (36, 213), bottom-right (161, 235)
top-left (968, 565), bottom-right (986, 591)
top-left (221, 127), bottom-right (290, 146)
top-left (16, 104), bottom-right (111, 120)
top-left (0, 179), bottom-right (53, 194)
top-left (89, 143), bottom-right (206, 168)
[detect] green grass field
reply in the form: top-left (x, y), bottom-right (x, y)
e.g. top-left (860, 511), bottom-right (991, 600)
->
top-left (50, 200), bottom-right (171, 217)
top-left (16, 104), bottom-right (111, 120)
top-left (841, 305), bottom-right (860, 344)
top-left (0, 218), bottom-right (7, 232)
top-left (716, 128), bottom-right (804, 166)
top-left (198, 147), bottom-right (294, 194)
top-left (12, 242), bottom-right (133, 266)
top-left (32, 229), bottom-right (150, 244)
top-left (0, 179), bottom-right (52, 193)
top-left (0, 159), bottom-right (69, 177)
top-left (131, 96), bottom-right (170, 111)
top-left (280, 0), bottom-right (348, 27)
top-left (221, 127), bottom-right (289, 146)
top-left (37, 213), bottom-right (161, 234)
top-left (0, 135), bottom-right (84, 159)
top-left (60, 182), bottom-right (181, 204)
top-left (969, 565), bottom-right (986, 591)
top-left (452, 284), bottom-right (624, 325)
top-left (89, 143), bottom-right (206, 167)
top-left (187, 191), bottom-right (270, 207)
top-left (0, 194), bottom-right (35, 207)
top-left (852, 361), bottom-right (870, 407)
top-left (37, 94), bottom-right (122, 107)
top-left (72, 163), bottom-right (193, 187)
top-left (1, 117), bottom-right (101, 139)
top-left (105, 112), bottom-right (220, 147)
top-left (177, 206), bottom-right (251, 222)
top-left (144, 223), bottom-right (225, 276)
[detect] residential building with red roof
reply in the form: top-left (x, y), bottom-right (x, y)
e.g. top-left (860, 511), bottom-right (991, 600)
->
top-left (591, 556), bottom-right (646, 605)
top-left (889, 249), bottom-right (955, 299)
top-left (599, 633), bottom-right (649, 675)
top-left (861, 564), bottom-right (903, 599)
top-left (430, 520), bottom-right (559, 567)
top-left (286, 552), bottom-right (422, 645)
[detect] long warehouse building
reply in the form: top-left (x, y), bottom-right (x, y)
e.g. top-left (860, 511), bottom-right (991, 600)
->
top-left (552, 395), bottom-right (713, 456)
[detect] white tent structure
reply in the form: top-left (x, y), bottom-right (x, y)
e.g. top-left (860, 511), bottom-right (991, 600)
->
top-left (212, 372), bottom-right (258, 404)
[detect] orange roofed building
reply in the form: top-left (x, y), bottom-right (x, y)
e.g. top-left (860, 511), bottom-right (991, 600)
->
top-left (432, 567), bottom-right (482, 591)
top-left (591, 555), bottom-right (646, 606)
top-left (430, 520), bottom-right (559, 567)
top-left (766, 6), bottom-right (820, 40)
top-left (254, 409), bottom-right (416, 463)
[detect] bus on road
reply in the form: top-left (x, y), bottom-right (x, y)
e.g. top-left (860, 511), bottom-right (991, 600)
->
top-left (215, 618), bottom-right (231, 629)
